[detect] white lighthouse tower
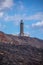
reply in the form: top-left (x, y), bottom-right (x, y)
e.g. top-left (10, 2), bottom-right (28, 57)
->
top-left (20, 20), bottom-right (24, 36)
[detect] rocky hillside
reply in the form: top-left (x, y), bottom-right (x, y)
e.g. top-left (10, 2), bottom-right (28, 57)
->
top-left (0, 31), bottom-right (43, 65)
top-left (0, 31), bottom-right (43, 48)
top-left (0, 43), bottom-right (43, 65)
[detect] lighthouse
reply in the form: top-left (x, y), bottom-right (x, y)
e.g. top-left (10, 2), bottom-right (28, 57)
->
top-left (20, 20), bottom-right (24, 36)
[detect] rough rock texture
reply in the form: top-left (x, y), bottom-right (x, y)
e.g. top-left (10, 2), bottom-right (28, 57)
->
top-left (0, 31), bottom-right (43, 48)
top-left (0, 31), bottom-right (43, 65)
top-left (0, 43), bottom-right (43, 65)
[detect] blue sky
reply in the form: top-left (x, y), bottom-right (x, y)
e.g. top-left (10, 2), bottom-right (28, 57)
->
top-left (0, 0), bottom-right (43, 39)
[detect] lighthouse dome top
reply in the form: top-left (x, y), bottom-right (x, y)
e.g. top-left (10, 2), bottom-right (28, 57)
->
top-left (21, 20), bottom-right (23, 24)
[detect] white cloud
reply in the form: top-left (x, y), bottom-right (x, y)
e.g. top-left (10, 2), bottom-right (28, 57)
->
top-left (14, 12), bottom-right (43, 21)
top-left (25, 12), bottom-right (43, 21)
top-left (0, 0), bottom-right (14, 10)
top-left (0, 23), bottom-right (6, 30)
top-left (0, 12), bottom-right (4, 18)
top-left (3, 12), bottom-right (43, 26)
top-left (18, 1), bottom-right (25, 10)
top-left (25, 25), bottom-right (29, 28)
top-left (4, 14), bottom-right (23, 25)
top-left (4, 14), bottom-right (25, 22)
top-left (32, 21), bottom-right (43, 27)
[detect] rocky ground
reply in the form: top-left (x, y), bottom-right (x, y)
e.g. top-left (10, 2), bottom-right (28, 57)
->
top-left (0, 43), bottom-right (43, 65)
top-left (0, 31), bottom-right (43, 48)
top-left (0, 31), bottom-right (43, 65)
